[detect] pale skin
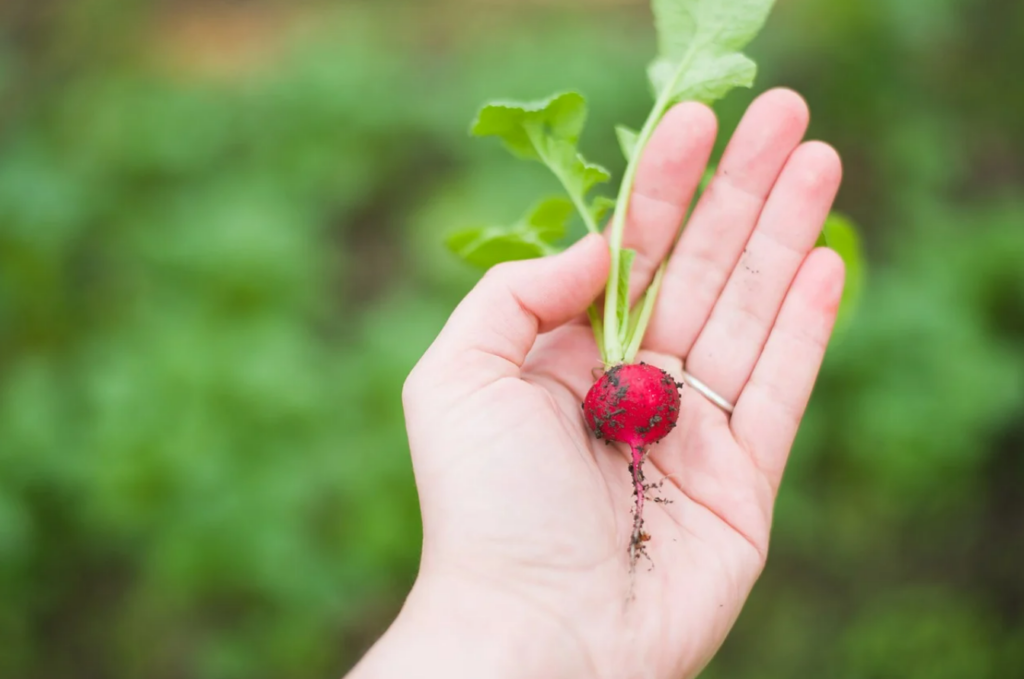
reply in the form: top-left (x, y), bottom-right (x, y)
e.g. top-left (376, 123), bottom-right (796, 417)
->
top-left (348, 89), bottom-right (845, 679)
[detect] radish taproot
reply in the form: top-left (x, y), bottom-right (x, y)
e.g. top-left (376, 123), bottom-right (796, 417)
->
top-left (584, 363), bottom-right (682, 564)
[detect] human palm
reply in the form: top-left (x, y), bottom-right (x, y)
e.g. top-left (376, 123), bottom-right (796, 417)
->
top-left (388, 89), bottom-right (844, 679)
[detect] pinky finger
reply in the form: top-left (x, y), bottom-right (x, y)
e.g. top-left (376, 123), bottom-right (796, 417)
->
top-left (730, 247), bottom-right (846, 492)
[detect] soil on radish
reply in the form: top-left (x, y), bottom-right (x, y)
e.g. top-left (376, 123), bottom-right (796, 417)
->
top-left (583, 362), bottom-right (682, 567)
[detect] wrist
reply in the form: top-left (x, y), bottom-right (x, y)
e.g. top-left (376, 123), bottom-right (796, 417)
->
top-left (347, 570), bottom-right (604, 679)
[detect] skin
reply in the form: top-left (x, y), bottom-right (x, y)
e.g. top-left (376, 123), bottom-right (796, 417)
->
top-left (348, 89), bottom-right (845, 679)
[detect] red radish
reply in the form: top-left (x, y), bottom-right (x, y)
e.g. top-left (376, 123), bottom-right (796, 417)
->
top-left (583, 362), bottom-right (682, 565)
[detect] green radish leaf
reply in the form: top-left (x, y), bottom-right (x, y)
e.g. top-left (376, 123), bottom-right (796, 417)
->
top-left (817, 212), bottom-right (865, 326)
top-left (590, 196), bottom-right (617, 225)
top-left (616, 125), bottom-right (640, 161)
top-left (574, 159), bottom-right (613, 199)
top-left (616, 248), bottom-right (637, 346)
top-left (648, 0), bottom-right (776, 106)
top-left (471, 92), bottom-right (610, 232)
top-left (649, 54), bottom-right (757, 105)
top-left (526, 196), bottom-right (577, 242)
top-left (471, 91), bottom-right (587, 159)
top-left (446, 231), bottom-right (555, 269)
top-left (447, 197), bottom-right (574, 269)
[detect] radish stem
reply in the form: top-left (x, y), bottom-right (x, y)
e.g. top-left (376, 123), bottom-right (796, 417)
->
top-left (601, 46), bottom-right (701, 364)
top-left (624, 261), bottom-right (667, 363)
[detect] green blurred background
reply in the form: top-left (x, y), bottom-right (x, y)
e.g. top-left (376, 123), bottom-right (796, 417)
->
top-left (1, 0), bottom-right (1023, 677)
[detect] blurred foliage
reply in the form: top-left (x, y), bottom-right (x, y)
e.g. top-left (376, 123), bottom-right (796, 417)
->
top-left (0, 0), bottom-right (1022, 678)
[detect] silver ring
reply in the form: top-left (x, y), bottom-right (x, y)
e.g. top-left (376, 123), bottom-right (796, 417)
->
top-left (682, 370), bottom-right (735, 415)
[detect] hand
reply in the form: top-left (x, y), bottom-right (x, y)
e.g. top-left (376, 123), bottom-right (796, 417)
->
top-left (349, 89), bottom-right (845, 679)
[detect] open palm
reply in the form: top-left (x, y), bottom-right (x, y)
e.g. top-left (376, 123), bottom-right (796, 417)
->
top-left (397, 90), bottom-right (844, 679)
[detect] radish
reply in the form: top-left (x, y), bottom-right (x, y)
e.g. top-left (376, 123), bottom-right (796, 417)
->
top-left (583, 363), bottom-right (682, 563)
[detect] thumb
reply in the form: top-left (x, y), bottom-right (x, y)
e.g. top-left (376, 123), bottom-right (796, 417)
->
top-left (423, 234), bottom-right (610, 381)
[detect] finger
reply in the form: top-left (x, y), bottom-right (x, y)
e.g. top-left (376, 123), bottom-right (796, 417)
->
top-left (645, 88), bottom-right (810, 354)
top-left (419, 234), bottom-right (610, 385)
top-left (617, 102), bottom-right (717, 302)
top-left (731, 247), bottom-right (845, 491)
top-left (683, 141), bottom-right (843, 405)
